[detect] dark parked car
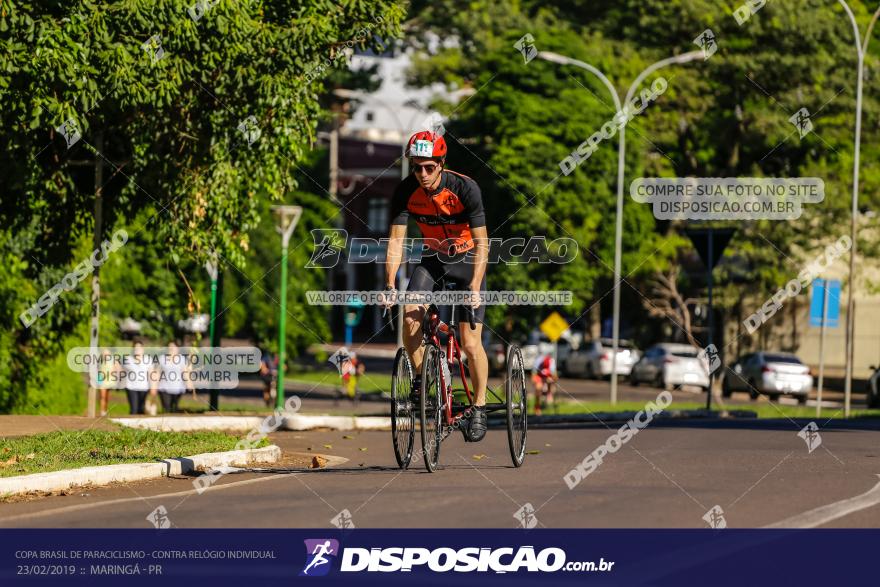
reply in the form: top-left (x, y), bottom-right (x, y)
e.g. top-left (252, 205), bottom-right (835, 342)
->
top-left (867, 365), bottom-right (880, 408)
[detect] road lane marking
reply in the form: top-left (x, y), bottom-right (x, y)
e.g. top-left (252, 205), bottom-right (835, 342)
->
top-left (0, 473), bottom-right (293, 525)
top-left (763, 474), bottom-right (880, 528)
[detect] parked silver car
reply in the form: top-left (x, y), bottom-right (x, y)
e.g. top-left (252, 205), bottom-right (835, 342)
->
top-left (629, 343), bottom-right (710, 390)
top-left (722, 352), bottom-right (813, 403)
top-left (563, 338), bottom-right (640, 379)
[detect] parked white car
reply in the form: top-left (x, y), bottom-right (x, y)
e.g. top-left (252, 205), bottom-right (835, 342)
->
top-left (722, 352), bottom-right (812, 404)
top-left (629, 343), bottom-right (709, 391)
top-left (563, 338), bottom-right (640, 379)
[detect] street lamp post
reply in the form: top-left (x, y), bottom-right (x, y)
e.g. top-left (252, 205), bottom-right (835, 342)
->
top-left (537, 50), bottom-right (702, 404)
top-left (272, 205), bottom-right (303, 411)
top-left (205, 254), bottom-right (220, 411)
top-left (837, 1), bottom-right (880, 417)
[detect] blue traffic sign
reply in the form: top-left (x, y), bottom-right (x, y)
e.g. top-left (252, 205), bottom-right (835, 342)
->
top-left (810, 279), bottom-right (841, 328)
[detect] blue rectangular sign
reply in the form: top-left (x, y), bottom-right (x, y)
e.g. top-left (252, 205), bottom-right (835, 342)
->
top-left (810, 279), bottom-right (841, 328)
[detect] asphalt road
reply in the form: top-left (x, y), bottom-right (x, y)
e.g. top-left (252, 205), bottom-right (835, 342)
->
top-left (3, 417), bottom-right (880, 529)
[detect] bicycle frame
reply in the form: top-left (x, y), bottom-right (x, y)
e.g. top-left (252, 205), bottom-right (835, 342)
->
top-left (422, 305), bottom-right (473, 427)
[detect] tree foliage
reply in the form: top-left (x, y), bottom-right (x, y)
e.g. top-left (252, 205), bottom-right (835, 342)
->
top-left (0, 0), bottom-right (404, 411)
top-left (405, 0), bottom-right (880, 343)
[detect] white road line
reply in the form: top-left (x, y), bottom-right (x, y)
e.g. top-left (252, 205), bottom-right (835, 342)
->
top-left (0, 473), bottom-right (294, 525)
top-left (764, 474), bottom-right (880, 528)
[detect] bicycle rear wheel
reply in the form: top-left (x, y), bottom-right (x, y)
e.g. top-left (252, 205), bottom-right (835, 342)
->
top-left (420, 344), bottom-right (443, 472)
top-left (506, 344), bottom-right (527, 467)
top-left (390, 347), bottom-right (415, 469)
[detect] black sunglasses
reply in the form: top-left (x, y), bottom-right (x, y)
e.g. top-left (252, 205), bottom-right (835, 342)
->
top-left (412, 162), bottom-right (440, 175)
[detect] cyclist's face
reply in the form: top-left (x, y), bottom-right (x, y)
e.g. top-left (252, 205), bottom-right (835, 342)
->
top-left (411, 157), bottom-right (442, 188)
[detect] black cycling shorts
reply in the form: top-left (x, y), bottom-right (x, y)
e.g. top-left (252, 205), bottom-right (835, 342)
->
top-left (407, 255), bottom-right (486, 324)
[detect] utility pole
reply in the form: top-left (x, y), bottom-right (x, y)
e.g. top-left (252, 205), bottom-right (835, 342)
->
top-left (87, 132), bottom-right (104, 418)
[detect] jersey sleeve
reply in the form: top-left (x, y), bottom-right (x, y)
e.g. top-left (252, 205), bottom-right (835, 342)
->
top-left (460, 177), bottom-right (486, 228)
top-left (389, 179), bottom-right (412, 226)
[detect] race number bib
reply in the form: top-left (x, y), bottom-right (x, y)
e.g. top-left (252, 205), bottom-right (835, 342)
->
top-left (410, 140), bottom-right (434, 157)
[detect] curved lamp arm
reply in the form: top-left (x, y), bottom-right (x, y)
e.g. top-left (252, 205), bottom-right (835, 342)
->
top-left (537, 51), bottom-right (623, 112)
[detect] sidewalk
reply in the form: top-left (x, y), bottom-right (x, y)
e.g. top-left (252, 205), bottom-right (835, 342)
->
top-left (0, 415), bottom-right (119, 438)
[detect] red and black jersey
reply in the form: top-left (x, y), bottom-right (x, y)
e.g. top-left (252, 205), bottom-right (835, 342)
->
top-left (390, 170), bottom-right (486, 254)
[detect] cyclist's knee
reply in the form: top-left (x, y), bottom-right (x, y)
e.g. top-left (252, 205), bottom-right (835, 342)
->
top-left (403, 306), bottom-right (424, 330)
top-left (460, 338), bottom-right (484, 359)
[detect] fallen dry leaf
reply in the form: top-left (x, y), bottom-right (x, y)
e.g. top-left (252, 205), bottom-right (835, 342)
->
top-left (311, 455), bottom-right (328, 469)
top-left (1, 456), bottom-right (18, 466)
top-left (358, 447), bottom-right (368, 452)
top-left (343, 435), bottom-right (354, 440)
top-left (526, 450), bottom-right (541, 455)
top-left (24, 453), bottom-right (35, 460)
top-left (323, 444), bottom-right (333, 449)
top-left (472, 454), bottom-right (488, 460)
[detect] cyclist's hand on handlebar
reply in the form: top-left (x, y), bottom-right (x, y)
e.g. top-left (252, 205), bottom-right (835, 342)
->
top-left (381, 285), bottom-right (397, 311)
top-left (468, 283), bottom-right (481, 310)
top-left (466, 284), bottom-right (480, 331)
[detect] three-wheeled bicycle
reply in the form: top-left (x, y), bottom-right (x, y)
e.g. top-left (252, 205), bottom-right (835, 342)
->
top-left (388, 287), bottom-right (527, 472)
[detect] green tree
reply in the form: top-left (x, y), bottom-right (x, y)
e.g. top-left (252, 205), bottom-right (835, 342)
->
top-left (0, 0), bottom-right (405, 412)
top-left (405, 0), bottom-right (880, 346)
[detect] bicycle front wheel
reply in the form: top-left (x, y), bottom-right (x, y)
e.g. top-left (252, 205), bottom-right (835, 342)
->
top-left (506, 344), bottom-right (527, 467)
top-left (420, 344), bottom-right (443, 473)
top-left (390, 347), bottom-right (415, 469)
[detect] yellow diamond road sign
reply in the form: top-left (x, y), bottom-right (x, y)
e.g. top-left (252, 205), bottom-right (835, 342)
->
top-left (540, 312), bottom-right (569, 342)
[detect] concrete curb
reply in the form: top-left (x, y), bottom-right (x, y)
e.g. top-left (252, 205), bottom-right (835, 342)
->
top-left (284, 414), bottom-right (390, 431)
top-left (111, 416), bottom-right (267, 432)
top-left (0, 445), bottom-right (281, 497)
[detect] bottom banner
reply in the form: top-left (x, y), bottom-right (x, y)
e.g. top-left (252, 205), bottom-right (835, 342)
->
top-left (0, 529), bottom-right (874, 585)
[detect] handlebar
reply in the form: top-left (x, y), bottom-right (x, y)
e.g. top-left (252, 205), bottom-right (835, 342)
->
top-left (382, 286), bottom-right (396, 333)
top-left (382, 306), bottom-right (395, 333)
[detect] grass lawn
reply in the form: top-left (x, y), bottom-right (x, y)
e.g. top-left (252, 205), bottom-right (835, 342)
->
top-left (287, 370), bottom-right (389, 394)
top-left (0, 427), bottom-right (267, 478)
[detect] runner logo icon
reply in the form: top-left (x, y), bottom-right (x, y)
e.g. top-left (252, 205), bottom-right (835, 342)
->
top-left (301, 539), bottom-right (339, 577)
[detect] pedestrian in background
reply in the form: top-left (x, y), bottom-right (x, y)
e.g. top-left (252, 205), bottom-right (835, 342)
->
top-left (346, 352), bottom-right (365, 403)
top-left (259, 349), bottom-right (277, 407)
top-left (96, 347), bottom-right (120, 417)
top-left (151, 340), bottom-right (194, 413)
top-left (124, 340), bottom-right (152, 415)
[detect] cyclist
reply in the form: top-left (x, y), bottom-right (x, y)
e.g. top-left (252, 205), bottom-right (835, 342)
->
top-left (532, 353), bottom-right (557, 416)
top-left (383, 130), bottom-right (490, 442)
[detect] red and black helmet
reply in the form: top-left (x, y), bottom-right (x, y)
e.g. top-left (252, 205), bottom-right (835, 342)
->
top-left (406, 130), bottom-right (447, 159)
